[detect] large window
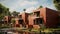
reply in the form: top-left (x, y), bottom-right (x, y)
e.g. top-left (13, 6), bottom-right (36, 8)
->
top-left (34, 18), bottom-right (43, 25)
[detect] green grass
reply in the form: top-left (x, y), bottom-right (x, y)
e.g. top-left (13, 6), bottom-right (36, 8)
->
top-left (40, 28), bottom-right (60, 33)
top-left (31, 29), bottom-right (39, 32)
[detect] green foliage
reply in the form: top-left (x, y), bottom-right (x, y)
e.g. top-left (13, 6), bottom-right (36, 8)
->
top-left (23, 9), bottom-right (26, 11)
top-left (39, 6), bottom-right (43, 8)
top-left (0, 3), bottom-right (11, 20)
top-left (11, 18), bottom-right (15, 24)
top-left (53, 0), bottom-right (60, 11)
top-left (11, 11), bottom-right (20, 17)
top-left (0, 24), bottom-right (10, 29)
top-left (0, 4), bottom-right (6, 14)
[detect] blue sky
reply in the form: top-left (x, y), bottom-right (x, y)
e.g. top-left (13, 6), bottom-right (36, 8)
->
top-left (0, 0), bottom-right (56, 13)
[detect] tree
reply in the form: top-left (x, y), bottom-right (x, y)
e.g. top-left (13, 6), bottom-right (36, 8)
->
top-left (53, 0), bottom-right (60, 11)
top-left (3, 8), bottom-right (11, 16)
top-left (11, 11), bottom-right (20, 17)
top-left (38, 6), bottom-right (43, 9)
top-left (23, 9), bottom-right (26, 11)
top-left (23, 9), bottom-right (26, 13)
top-left (0, 3), bottom-right (11, 20)
top-left (11, 18), bottom-right (15, 24)
top-left (0, 4), bottom-right (7, 14)
top-left (39, 6), bottom-right (43, 8)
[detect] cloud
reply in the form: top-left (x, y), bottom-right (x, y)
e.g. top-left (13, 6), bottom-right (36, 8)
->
top-left (25, 7), bottom-right (37, 13)
top-left (20, 1), bottom-right (38, 6)
top-left (8, 0), bottom-right (38, 12)
top-left (0, 0), bottom-right (56, 12)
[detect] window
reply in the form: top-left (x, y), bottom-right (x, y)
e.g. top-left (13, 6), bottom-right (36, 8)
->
top-left (18, 20), bottom-right (23, 24)
top-left (39, 18), bottom-right (43, 24)
top-left (34, 11), bottom-right (40, 17)
top-left (34, 18), bottom-right (43, 25)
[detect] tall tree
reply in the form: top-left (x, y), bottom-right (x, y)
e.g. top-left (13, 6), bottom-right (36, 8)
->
top-left (0, 4), bottom-right (6, 14)
top-left (0, 4), bottom-right (11, 20)
top-left (53, 0), bottom-right (60, 11)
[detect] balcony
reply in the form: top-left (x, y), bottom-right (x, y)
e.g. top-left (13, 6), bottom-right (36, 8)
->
top-left (33, 11), bottom-right (40, 17)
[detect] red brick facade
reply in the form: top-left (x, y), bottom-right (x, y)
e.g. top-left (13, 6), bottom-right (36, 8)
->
top-left (4, 8), bottom-right (59, 28)
top-left (4, 16), bottom-right (11, 24)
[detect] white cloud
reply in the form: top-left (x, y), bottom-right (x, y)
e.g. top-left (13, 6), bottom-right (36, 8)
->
top-left (25, 7), bottom-right (37, 13)
top-left (20, 1), bottom-right (38, 6)
top-left (0, 0), bottom-right (9, 3)
top-left (9, 0), bottom-right (22, 12)
top-left (0, 0), bottom-right (56, 12)
top-left (9, 0), bottom-right (38, 12)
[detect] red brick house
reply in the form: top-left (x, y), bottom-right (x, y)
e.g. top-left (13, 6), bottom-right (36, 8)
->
top-left (4, 7), bottom-right (59, 28)
top-left (4, 16), bottom-right (11, 24)
top-left (19, 8), bottom-right (59, 28)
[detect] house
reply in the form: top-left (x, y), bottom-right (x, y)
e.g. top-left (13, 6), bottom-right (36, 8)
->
top-left (4, 16), bottom-right (11, 24)
top-left (28, 8), bottom-right (59, 28)
top-left (4, 7), bottom-right (59, 28)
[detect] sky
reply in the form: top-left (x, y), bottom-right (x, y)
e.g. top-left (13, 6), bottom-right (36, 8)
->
top-left (0, 0), bottom-right (56, 13)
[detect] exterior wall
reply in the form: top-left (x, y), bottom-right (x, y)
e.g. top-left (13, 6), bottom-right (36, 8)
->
top-left (28, 15), bottom-right (34, 25)
top-left (4, 16), bottom-right (11, 23)
top-left (56, 11), bottom-right (60, 26)
top-left (21, 13), bottom-right (29, 25)
top-left (46, 8), bottom-right (59, 28)
top-left (58, 15), bottom-right (60, 26)
top-left (40, 8), bottom-right (46, 24)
